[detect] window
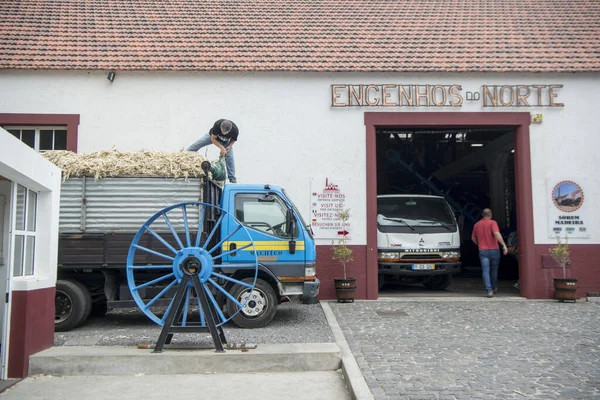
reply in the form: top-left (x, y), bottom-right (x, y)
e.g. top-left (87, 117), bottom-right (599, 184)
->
top-left (13, 184), bottom-right (37, 277)
top-left (234, 193), bottom-right (296, 238)
top-left (6, 127), bottom-right (67, 152)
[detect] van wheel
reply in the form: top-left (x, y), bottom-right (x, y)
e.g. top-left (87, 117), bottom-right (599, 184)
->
top-left (55, 280), bottom-right (92, 332)
top-left (227, 278), bottom-right (277, 329)
top-left (423, 275), bottom-right (451, 290)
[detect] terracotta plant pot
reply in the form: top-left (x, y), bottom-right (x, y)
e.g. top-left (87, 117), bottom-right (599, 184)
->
top-left (334, 278), bottom-right (356, 303)
top-left (553, 278), bottom-right (578, 302)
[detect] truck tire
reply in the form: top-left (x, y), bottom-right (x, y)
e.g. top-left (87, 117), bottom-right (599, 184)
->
top-left (423, 275), bottom-right (451, 290)
top-left (227, 278), bottom-right (277, 329)
top-left (55, 279), bottom-right (92, 332)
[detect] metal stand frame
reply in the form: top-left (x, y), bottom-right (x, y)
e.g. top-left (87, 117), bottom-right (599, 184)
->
top-left (153, 272), bottom-right (227, 353)
top-left (150, 163), bottom-right (231, 353)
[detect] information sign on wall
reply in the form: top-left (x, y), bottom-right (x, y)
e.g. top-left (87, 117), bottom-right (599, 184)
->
top-left (310, 177), bottom-right (351, 239)
top-left (547, 178), bottom-right (589, 238)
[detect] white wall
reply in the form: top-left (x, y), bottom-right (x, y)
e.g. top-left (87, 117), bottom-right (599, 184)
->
top-left (0, 130), bottom-right (62, 291)
top-left (0, 71), bottom-right (598, 245)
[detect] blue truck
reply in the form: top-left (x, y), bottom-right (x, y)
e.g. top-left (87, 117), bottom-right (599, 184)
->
top-left (55, 173), bottom-right (319, 331)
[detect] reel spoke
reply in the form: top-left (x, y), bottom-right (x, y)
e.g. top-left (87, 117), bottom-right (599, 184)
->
top-left (133, 244), bottom-right (175, 261)
top-left (211, 272), bottom-right (254, 289)
top-left (181, 285), bottom-right (191, 326)
top-left (203, 283), bottom-right (227, 323)
top-left (208, 278), bottom-right (243, 309)
top-left (194, 207), bottom-right (206, 247)
top-left (196, 292), bottom-right (206, 327)
top-left (202, 214), bottom-right (224, 249)
top-left (133, 273), bottom-right (175, 291)
top-left (144, 278), bottom-right (178, 310)
top-left (208, 224), bottom-right (242, 254)
top-left (212, 243), bottom-right (252, 260)
top-left (130, 264), bottom-right (172, 270)
top-left (181, 205), bottom-right (192, 248)
top-left (145, 227), bottom-right (178, 255)
top-left (160, 295), bottom-right (177, 325)
top-left (162, 212), bottom-right (184, 250)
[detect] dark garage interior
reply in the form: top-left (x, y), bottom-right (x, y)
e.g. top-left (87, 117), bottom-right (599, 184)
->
top-left (376, 126), bottom-right (520, 296)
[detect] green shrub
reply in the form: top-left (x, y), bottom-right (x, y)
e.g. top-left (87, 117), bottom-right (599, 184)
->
top-left (331, 203), bottom-right (353, 279)
top-left (549, 236), bottom-right (571, 279)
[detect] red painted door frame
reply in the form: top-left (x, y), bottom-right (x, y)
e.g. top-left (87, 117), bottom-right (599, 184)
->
top-left (364, 112), bottom-right (533, 299)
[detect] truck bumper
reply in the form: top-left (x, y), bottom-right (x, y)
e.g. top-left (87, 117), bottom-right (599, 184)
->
top-left (379, 262), bottom-right (461, 276)
top-left (302, 277), bottom-right (320, 304)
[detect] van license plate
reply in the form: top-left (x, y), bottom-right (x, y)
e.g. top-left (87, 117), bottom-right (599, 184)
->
top-left (412, 264), bottom-right (435, 270)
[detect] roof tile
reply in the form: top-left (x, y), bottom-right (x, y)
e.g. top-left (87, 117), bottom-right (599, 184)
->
top-left (0, 0), bottom-right (599, 72)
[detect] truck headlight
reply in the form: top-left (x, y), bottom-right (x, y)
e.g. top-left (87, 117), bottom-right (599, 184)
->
top-left (378, 252), bottom-right (400, 262)
top-left (442, 251), bottom-right (460, 259)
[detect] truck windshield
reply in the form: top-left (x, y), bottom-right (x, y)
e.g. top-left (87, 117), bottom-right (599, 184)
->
top-left (283, 189), bottom-right (314, 239)
top-left (377, 197), bottom-right (455, 227)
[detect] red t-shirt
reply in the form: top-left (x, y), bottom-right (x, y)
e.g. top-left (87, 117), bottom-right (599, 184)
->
top-left (472, 219), bottom-right (500, 250)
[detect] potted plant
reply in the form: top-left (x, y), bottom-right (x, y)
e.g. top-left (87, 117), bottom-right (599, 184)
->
top-left (549, 236), bottom-right (578, 302)
top-left (332, 203), bottom-right (356, 303)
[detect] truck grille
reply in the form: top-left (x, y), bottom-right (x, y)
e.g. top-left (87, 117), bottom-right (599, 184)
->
top-left (401, 254), bottom-right (442, 260)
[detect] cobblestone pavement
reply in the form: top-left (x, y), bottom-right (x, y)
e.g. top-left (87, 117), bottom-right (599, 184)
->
top-left (330, 299), bottom-right (600, 400)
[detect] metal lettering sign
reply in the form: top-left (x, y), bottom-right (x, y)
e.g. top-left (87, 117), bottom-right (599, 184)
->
top-left (331, 84), bottom-right (564, 108)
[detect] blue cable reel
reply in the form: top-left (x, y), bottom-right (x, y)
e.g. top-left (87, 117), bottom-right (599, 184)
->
top-left (126, 201), bottom-right (258, 351)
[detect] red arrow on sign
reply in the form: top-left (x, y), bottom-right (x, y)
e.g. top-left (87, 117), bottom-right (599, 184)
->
top-left (337, 230), bottom-right (349, 236)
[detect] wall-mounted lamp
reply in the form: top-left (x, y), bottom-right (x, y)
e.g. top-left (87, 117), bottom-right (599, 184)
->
top-left (107, 71), bottom-right (116, 83)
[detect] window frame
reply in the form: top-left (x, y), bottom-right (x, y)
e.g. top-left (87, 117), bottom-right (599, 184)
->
top-left (234, 193), bottom-right (297, 239)
top-left (12, 184), bottom-right (38, 277)
top-left (0, 113), bottom-right (79, 152)
top-left (5, 126), bottom-right (68, 152)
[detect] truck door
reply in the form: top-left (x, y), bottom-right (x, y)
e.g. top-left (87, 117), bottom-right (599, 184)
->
top-left (223, 193), bottom-right (305, 276)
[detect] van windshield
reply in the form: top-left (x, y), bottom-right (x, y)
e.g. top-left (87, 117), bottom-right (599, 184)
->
top-left (377, 197), bottom-right (455, 227)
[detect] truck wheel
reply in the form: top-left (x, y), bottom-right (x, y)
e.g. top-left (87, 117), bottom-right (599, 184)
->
top-left (423, 275), bottom-right (451, 290)
top-left (55, 280), bottom-right (92, 332)
top-left (227, 278), bottom-right (277, 329)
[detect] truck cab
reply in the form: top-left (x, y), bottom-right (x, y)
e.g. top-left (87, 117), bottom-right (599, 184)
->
top-left (377, 194), bottom-right (461, 290)
top-left (218, 184), bottom-right (319, 328)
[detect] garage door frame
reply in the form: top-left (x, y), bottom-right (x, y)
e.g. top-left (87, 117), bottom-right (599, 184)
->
top-left (364, 112), bottom-right (532, 299)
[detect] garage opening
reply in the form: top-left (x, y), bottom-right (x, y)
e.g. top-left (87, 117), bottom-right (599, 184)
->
top-left (375, 126), bottom-right (520, 297)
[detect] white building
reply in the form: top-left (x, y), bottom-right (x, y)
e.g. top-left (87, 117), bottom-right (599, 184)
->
top-left (0, 131), bottom-right (61, 378)
top-left (0, 0), bottom-right (599, 377)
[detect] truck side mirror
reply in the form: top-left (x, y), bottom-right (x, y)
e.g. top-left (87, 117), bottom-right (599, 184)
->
top-left (285, 209), bottom-right (296, 238)
top-left (286, 209), bottom-right (297, 254)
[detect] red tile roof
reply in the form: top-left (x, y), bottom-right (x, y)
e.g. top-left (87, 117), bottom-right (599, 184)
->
top-left (1, 0), bottom-right (599, 72)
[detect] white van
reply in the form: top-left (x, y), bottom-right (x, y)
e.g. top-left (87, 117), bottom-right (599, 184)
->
top-left (377, 194), bottom-right (461, 290)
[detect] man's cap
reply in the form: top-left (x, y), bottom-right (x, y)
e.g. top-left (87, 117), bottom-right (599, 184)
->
top-left (220, 120), bottom-right (233, 135)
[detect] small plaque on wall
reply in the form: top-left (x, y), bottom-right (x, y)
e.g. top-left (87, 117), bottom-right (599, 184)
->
top-left (547, 178), bottom-right (589, 239)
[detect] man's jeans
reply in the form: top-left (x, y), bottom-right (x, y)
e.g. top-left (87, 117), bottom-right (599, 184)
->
top-left (187, 134), bottom-right (236, 183)
top-left (479, 249), bottom-right (501, 292)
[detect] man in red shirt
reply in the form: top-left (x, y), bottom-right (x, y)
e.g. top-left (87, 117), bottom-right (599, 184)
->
top-left (471, 208), bottom-right (508, 297)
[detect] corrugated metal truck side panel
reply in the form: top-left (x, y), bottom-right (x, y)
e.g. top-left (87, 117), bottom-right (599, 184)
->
top-left (59, 177), bottom-right (203, 233)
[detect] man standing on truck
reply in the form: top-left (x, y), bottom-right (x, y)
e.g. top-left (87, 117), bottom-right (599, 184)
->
top-left (187, 119), bottom-right (238, 183)
top-left (471, 208), bottom-right (508, 298)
